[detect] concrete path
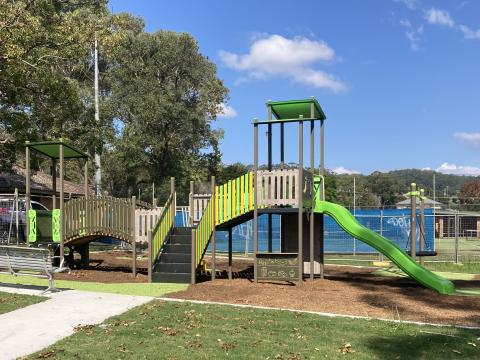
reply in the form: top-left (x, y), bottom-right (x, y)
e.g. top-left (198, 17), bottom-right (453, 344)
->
top-left (0, 286), bottom-right (153, 360)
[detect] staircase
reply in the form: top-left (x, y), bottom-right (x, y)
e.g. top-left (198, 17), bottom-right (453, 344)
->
top-left (152, 227), bottom-right (192, 283)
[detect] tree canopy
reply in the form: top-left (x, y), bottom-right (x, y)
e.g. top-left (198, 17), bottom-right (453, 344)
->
top-left (0, 0), bottom-right (229, 202)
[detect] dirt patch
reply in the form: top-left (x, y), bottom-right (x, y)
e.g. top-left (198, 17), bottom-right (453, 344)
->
top-left (168, 257), bottom-right (480, 328)
top-left (56, 251), bottom-right (148, 283)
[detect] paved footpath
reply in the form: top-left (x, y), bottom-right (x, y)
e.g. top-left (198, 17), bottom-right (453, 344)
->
top-left (0, 286), bottom-right (153, 360)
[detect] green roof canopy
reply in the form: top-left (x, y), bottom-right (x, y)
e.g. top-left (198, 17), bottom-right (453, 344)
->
top-left (268, 98), bottom-right (326, 121)
top-left (26, 140), bottom-right (89, 159)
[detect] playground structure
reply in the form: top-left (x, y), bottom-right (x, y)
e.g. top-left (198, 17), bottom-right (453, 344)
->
top-left (149, 98), bottom-right (454, 294)
top-left (23, 140), bottom-right (151, 274)
top-left (21, 99), bottom-right (455, 295)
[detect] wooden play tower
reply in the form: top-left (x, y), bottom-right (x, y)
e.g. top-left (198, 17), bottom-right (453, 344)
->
top-left (150, 98), bottom-right (328, 283)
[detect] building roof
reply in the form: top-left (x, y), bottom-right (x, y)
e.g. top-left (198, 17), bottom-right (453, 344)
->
top-left (0, 165), bottom-right (93, 196)
top-left (396, 197), bottom-right (443, 207)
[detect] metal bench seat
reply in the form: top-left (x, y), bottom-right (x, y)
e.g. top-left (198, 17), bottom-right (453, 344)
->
top-left (0, 245), bottom-right (68, 293)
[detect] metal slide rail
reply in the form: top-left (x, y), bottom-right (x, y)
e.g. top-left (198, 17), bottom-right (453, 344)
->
top-left (64, 196), bottom-right (134, 243)
top-left (151, 193), bottom-right (175, 260)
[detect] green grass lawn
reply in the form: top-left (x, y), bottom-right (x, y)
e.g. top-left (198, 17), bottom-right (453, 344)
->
top-left (424, 261), bottom-right (480, 274)
top-left (436, 237), bottom-right (480, 255)
top-left (28, 300), bottom-right (479, 359)
top-left (0, 274), bottom-right (186, 297)
top-left (0, 291), bottom-right (45, 315)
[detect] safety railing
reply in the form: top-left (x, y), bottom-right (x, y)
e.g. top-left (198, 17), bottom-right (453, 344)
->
top-left (215, 172), bottom-right (254, 225)
top-left (151, 193), bottom-right (175, 261)
top-left (257, 169), bottom-right (313, 208)
top-left (64, 196), bottom-right (134, 243)
top-left (135, 207), bottom-right (164, 243)
top-left (191, 194), bottom-right (211, 225)
top-left (193, 194), bottom-right (215, 268)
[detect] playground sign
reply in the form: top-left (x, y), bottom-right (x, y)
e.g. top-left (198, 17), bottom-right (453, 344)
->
top-left (256, 253), bottom-right (299, 281)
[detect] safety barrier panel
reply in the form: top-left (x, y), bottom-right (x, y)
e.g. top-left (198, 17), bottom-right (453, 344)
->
top-left (64, 196), bottom-right (134, 243)
top-left (135, 208), bottom-right (164, 243)
top-left (194, 194), bottom-right (215, 267)
top-left (151, 193), bottom-right (175, 260)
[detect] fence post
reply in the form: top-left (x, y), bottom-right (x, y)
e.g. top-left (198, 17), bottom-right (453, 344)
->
top-left (191, 229), bottom-right (196, 284)
top-left (148, 229), bottom-right (152, 283)
top-left (410, 183), bottom-right (417, 260)
top-left (14, 188), bottom-right (19, 245)
top-left (419, 189), bottom-right (425, 266)
top-left (379, 209), bottom-right (384, 262)
top-left (131, 196), bottom-right (136, 277)
top-left (211, 176), bottom-right (216, 281)
top-left (171, 178), bottom-right (175, 230)
top-left (455, 210), bottom-right (459, 264)
top-left (189, 181), bottom-right (194, 226)
top-left (25, 142), bottom-right (30, 247)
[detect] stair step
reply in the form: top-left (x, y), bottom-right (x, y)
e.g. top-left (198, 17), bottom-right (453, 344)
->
top-left (152, 272), bottom-right (191, 283)
top-left (160, 253), bottom-right (191, 263)
top-left (163, 243), bottom-right (191, 254)
top-left (155, 262), bottom-right (191, 273)
top-left (173, 227), bottom-right (193, 236)
top-left (169, 234), bottom-right (191, 245)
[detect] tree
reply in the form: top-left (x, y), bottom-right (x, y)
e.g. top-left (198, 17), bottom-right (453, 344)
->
top-left (0, 1), bottom-right (111, 161)
top-left (216, 163), bottom-right (250, 185)
top-left (1, 2), bottom-right (229, 197)
top-left (323, 171), bottom-right (338, 203)
top-left (459, 180), bottom-right (480, 211)
top-left (335, 174), bottom-right (379, 208)
top-left (366, 171), bottom-right (404, 206)
top-left (102, 29), bottom-right (228, 201)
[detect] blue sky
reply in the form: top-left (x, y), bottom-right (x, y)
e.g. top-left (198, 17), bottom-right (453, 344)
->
top-left (109, 0), bottom-right (479, 175)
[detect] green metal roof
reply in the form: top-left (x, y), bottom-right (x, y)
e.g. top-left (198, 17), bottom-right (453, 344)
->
top-left (26, 140), bottom-right (89, 159)
top-left (268, 98), bottom-right (326, 121)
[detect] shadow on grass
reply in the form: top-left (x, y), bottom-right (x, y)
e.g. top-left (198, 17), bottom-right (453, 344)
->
top-left (364, 332), bottom-right (479, 359)
top-left (0, 282), bottom-right (65, 292)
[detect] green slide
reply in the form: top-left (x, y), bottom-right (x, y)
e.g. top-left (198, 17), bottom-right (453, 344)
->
top-left (314, 200), bottom-right (455, 295)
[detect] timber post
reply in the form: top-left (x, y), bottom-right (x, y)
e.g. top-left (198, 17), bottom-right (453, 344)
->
top-left (132, 196), bottom-right (136, 276)
top-left (148, 229), bottom-right (152, 283)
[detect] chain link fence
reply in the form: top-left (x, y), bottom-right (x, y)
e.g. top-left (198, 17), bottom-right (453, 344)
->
top-left (196, 207), bottom-right (480, 268)
top-left (0, 191), bottom-right (23, 245)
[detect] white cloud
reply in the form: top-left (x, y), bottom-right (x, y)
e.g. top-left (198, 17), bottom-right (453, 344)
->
top-left (436, 163), bottom-right (480, 176)
top-left (219, 34), bottom-right (346, 92)
top-left (397, 6), bottom-right (480, 44)
top-left (217, 103), bottom-right (238, 119)
top-left (400, 19), bottom-right (424, 50)
top-left (424, 8), bottom-right (455, 27)
top-left (454, 132), bottom-right (480, 147)
top-left (332, 166), bottom-right (361, 175)
top-left (394, 0), bottom-right (421, 10)
top-left (459, 24), bottom-right (480, 40)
